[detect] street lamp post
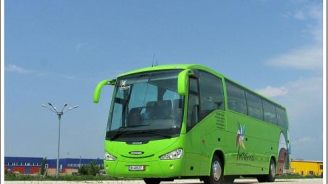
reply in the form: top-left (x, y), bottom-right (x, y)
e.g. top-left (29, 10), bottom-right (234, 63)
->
top-left (42, 103), bottom-right (79, 178)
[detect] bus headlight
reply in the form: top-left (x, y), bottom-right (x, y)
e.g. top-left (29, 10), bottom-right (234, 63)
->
top-left (160, 149), bottom-right (183, 160)
top-left (104, 152), bottom-right (116, 161)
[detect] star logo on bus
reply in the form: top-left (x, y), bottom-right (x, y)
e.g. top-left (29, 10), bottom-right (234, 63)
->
top-left (236, 124), bottom-right (246, 150)
top-left (119, 80), bottom-right (130, 90)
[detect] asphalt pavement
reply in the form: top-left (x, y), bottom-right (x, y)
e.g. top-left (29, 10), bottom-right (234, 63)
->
top-left (4, 178), bottom-right (323, 184)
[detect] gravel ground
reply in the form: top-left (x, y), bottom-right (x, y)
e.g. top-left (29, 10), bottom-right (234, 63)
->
top-left (4, 179), bottom-right (323, 184)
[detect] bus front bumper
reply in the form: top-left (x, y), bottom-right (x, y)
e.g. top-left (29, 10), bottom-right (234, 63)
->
top-left (104, 159), bottom-right (183, 178)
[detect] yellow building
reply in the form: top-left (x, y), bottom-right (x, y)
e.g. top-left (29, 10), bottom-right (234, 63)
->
top-left (290, 160), bottom-right (323, 176)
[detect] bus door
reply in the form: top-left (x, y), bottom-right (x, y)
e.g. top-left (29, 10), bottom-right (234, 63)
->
top-left (184, 77), bottom-right (204, 175)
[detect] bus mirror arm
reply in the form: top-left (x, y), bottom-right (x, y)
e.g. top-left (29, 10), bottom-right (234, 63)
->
top-left (177, 69), bottom-right (195, 95)
top-left (93, 79), bottom-right (116, 103)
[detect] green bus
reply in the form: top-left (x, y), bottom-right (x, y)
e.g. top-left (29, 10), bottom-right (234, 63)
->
top-left (94, 64), bottom-right (290, 184)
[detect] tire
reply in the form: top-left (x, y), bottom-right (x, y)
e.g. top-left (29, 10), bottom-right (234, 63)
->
top-left (203, 155), bottom-right (224, 184)
top-left (257, 175), bottom-right (266, 183)
top-left (223, 176), bottom-right (235, 184)
top-left (267, 159), bottom-right (276, 182)
top-left (144, 178), bottom-right (161, 184)
top-left (257, 158), bottom-right (276, 183)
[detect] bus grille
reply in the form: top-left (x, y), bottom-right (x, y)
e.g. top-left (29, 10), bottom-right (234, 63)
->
top-left (120, 154), bottom-right (155, 159)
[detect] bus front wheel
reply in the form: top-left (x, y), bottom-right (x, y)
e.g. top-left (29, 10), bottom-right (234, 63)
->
top-left (144, 178), bottom-right (161, 184)
top-left (203, 155), bottom-right (226, 184)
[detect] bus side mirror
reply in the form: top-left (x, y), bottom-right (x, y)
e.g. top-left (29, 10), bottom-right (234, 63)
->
top-left (93, 79), bottom-right (116, 103)
top-left (177, 70), bottom-right (195, 95)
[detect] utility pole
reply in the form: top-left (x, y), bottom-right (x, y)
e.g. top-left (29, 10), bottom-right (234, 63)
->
top-left (42, 103), bottom-right (78, 178)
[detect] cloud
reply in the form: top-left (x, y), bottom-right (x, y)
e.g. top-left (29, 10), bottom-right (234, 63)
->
top-left (293, 136), bottom-right (315, 146)
top-left (266, 46), bottom-right (322, 70)
top-left (287, 3), bottom-right (322, 21)
top-left (5, 63), bottom-right (78, 80)
top-left (305, 4), bottom-right (322, 42)
top-left (260, 77), bottom-right (322, 116)
top-left (257, 76), bottom-right (323, 160)
top-left (257, 86), bottom-right (288, 97)
top-left (268, 2), bottom-right (322, 71)
top-left (5, 64), bottom-right (33, 74)
top-left (257, 77), bottom-right (322, 110)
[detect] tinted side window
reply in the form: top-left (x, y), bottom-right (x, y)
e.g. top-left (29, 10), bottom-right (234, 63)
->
top-left (199, 71), bottom-right (224, 120)
top-left (187, 78), bottom-right (200, 131)
top-left (262, 100), bottom-right (277, 124)
top-left (276, 107), bottom-right (288, 128)
top-left (246, 92), bottom-right (263, 120)
top-left (227, 81), bottom-right (247, 114)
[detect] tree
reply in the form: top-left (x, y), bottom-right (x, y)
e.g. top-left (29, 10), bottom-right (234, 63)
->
top-left (78, 161), bottom-right (100, 176)
top-left (40, 157), bottom-right (47, 176)
top-left (88, 161), bottom-right (101, 176)
top-left (78, 165), bottom-right (88, 175)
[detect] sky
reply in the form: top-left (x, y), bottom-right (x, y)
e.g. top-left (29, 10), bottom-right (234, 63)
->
top-left (4, 0), bottom-right (323, 160)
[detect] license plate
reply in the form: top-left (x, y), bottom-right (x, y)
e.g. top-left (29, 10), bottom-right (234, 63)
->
top-left (128, 165), bottom-right (145, 171)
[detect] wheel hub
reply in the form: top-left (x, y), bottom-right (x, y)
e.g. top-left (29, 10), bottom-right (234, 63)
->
top-left (270, 162), bottom-right (276, 177)
top-left (212, 160), bottom-right (222, 181)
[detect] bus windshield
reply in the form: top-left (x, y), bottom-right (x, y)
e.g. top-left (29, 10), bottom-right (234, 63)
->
top-left (106, 70), bottom-right (183, 142)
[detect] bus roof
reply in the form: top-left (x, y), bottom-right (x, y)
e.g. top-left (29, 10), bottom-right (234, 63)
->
top-left (117, 64), bottom-right (286, 109)
top-left (117, 64), bottom-right (221, 77)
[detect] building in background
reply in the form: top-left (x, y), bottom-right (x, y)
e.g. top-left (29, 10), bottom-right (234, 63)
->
top-left (4, 157), bottom-right (43, 175)
top-left (46, 158), bottom-right (103, 175)
top-left (290, 160), bottom-right (323, 176)
top-left (4, 157), bottom-right (103, 175)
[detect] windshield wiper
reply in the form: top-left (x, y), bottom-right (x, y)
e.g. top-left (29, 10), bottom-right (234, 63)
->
top-left (138, 130), bottom-right (173, 138)
top-left (122, 124), bottom-right (150, 128)
top-left (109, 131), bottom-right (133, 140)
top-left (109, 124), bottom-right (151, 140)
top-left (109, 129), bottom-right (173, 140)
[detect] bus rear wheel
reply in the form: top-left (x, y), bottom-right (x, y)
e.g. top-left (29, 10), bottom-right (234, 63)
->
top-left (143, 178), bottom-right (161, 184)
top-left (257, 158), bottom-right (276, 183)
top-left (203, 155), bottom-right (226, 184)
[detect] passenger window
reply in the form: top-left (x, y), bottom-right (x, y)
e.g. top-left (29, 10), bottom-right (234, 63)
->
top-left (246, 92), bottom-right (263, 120)
top-left (262, 100), bottom-right (277, 124)
top-left (110, 103), bottom-right (123, 130)
top-left (276, 107), bottom-right (288, 128)
top-left (129, 83), bottom-right (157, 109)
top-left (198, 71), bottom-right (224, 120)
top-left (163, 89), bottom-right (183, 125)
top-left (163, 89), bottom-right (180, 101)
top-left (187, 78), bottom-right (200, 131)
top-left (227, 81), bottom-right (247, 114)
